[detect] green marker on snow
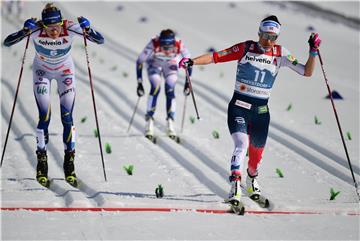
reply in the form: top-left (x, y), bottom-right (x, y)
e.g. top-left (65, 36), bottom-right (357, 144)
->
top-left (330, 188), bottom-right (340, 200)
top-left (122, 72), bottom-right (129, 78)
top-left (190, 116), bottom-right (196, 124)
top-left (80, 117), bottom-right (87, 123)
top-left (314, 115), bottom-right (322, 125)
top-left (110, 65), bottom-right (117, 71)
top-left (212, 130), bottom-right (220, 139)
top-left (155, 184), bottom-right (164, 198)
top-left (123, 165), bottom-right (134, 175)
top-left (105, 143), bottom-right (112, 154)
top-left (93, 129), bottom-right (99, 138)
top-left (276, 168), bottom-right (284, 178)
top-left (286, 103), bottom-right (292, 111)
top-left (346, 132), bottom-right (352, 141)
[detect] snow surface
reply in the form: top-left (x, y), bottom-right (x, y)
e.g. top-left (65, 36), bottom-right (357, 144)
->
top-left (1, 1), bottom-right (359, 240)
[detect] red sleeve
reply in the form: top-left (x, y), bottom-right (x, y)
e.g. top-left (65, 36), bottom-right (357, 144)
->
top-left (213, 42), bottom-right (245, 63)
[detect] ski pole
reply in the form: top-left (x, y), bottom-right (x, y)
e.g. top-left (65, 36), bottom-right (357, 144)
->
top-left (317, 49), bottom-right (359, 200)
top-left (127, 97), bottom-right (141, 133)
top-left (184, 68), bottom-right (200, 120)
top-left (1, 35), bottom-right (30, 168)
top-left (180, 95), bottom-right (188, 133)
top-left (81, 28), bottom-right (107, 182)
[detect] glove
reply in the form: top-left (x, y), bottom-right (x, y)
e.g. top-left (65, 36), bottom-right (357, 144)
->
top-left (78, 16), bottom-right (90, 31)
top-left (137, 82), bottom-right (145, 97)
top-left (23, 18), bottom-right (37, 32)
top-left (183, 81), bottom-right (190, 96)
top-left (308, 33), bottom-right (321, 56)
top-left (179, 57), bottom-right (194, 69)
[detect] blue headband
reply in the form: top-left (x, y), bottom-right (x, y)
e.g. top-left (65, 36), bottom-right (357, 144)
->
top-left (42, 10), bottom-right (62, 25)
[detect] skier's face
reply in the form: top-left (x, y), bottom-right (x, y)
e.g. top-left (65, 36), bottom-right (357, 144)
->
top-left (44, 22), bottom-right (62, 39)
top-left (258, 32), bottom-right (278, 52)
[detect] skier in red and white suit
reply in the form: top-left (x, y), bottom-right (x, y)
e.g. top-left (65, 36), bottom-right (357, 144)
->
top-left (179, 15), bottom-right (321, 203)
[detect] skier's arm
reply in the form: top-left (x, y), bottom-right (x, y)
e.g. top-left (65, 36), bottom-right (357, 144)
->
top-left (179, 40), bottom-right (193, 76)
top-left (68, 17), bottom-right (104, 44)
top-left (3, 30), bottom-right (29, 47)
top-left (281, 33), bottom-right (321, 77)
top-left (304, 33), bottom-right (321, 77)
top-left (136, 40), bottom-right (154, 82)
top-left (3, 18), bottom-right (40, 47)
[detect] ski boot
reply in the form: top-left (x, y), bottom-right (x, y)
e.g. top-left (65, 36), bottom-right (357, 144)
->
top-left (246, 169), bottom-right (261, 200)
top-left (36, 150), bottom-right (50, 188)
top-left (166, 117), bottom-right (177, 139)
top-left (226, 170), bottom-right (245, 215)
top-left (246, 169), bottom-right (270, 208)
top-left (63, 150), bottom-right (78, 187)
top-left (145, 115), bottom-right (156, 143)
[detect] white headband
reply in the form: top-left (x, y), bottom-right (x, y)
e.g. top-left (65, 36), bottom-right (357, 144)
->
top-left (259, 20), bottom-right (281, 35)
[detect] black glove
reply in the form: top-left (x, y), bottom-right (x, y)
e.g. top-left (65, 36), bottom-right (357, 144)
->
top-left (183, 81), bottom-right (190, 96)
top-left (137, 83), bottom-right (145, 97)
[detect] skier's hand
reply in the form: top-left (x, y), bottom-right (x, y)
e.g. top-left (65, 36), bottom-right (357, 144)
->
top-left (179, 57), bottom-right (194, 69)
top-left (78, 16), bottom-right (90, 32)
top-left (137, 82), bottom-right (145, 97)
top-left (23, 18), bottom-right (37, 33)
top-left (183, 81), bottom-right (190, 96)
top-left (308, 33), bottom-right (321, 54)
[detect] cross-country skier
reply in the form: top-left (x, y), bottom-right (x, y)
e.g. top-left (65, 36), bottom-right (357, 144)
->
top-left (179, 15), bottom-right (321, 204)
top-left (136, 29), bottom-right (192, 140)
top-left (3, 3), bottom-right (104, 188)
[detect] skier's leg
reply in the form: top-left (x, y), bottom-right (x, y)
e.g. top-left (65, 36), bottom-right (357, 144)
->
top-left (57, 62), bottom-right (77, 186)
top-left (146, 68), bottom-right (162, 119)
top-left (164, 72), bottom-right (177, 136)
top-left (33, 63), bottom-right (51, 186)
top-left (33, 65), bottom-right (51, 152)
top-left (227, 101), bottom-right (249, 201)
top-left (247, 111), bottom-right (270, 195)
top-left (248, 111), bottom-right (270, 176)
top-left (145, 67), bottom-right (162, 136)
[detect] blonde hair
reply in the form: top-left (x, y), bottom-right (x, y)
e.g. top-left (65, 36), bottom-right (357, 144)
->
top-left (42, 3), bottom-right (59, 13)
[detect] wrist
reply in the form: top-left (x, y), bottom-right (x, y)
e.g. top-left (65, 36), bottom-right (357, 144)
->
top-left (309, 50), bottom-right (318, 56)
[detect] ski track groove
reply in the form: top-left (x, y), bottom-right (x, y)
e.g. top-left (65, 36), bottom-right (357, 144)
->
top-left (1, 78), bottom-right (98, 207)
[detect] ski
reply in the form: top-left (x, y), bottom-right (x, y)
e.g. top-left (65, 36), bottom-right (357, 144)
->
top-left (65, 176), bottom-right (78, 188)
top-left (37, 176), bottom-right (51, 188)
top-left (145, 134), bottom-right (157, 144)
top-left (248, 194), bottom-right (270, 209)
top-left (168, 134), bottom-right (181, 144)
top-left (224, 198), bottom-right (245, 215)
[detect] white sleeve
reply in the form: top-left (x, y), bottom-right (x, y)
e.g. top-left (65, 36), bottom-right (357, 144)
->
top-left (280, 46), bottom-right (305, 76)
top-left (137, 39), bottom-right (154, 64)
top-left (67, 21), bottom-right (83, 36)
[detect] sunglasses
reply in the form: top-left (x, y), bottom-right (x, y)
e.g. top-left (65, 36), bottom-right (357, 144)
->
top-left (43, 20), bottom-right (63, 30)
top-left (160, 45), bottom-right (174, 51)
top-left (260, 32), bottom-right (278, 41)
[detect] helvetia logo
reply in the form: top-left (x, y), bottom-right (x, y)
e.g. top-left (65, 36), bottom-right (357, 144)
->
top-left (245, 55), bottom-right (271, 64)
top-left (38, 39), bottom-right (62, 46)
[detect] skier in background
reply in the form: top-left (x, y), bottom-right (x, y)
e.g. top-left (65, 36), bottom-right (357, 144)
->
top-left (179, 15), bottom-right (321, 204)
top-left (3, 3), bottom-right (104, 188)
top-left (136, 29), bottom-right (192, 140)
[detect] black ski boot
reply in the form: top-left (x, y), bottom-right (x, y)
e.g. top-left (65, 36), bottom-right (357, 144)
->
top-left (63, 150), bottom-right (78, 187)
top-left (36, 150), bottom-right (50, 188)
